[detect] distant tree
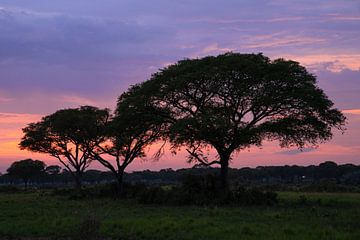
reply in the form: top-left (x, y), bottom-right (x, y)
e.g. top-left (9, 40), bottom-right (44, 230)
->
top-left (317, 161), bottom-right (339, 179)
top-left (19, 106), bottom-right (110, 190)
top-left (121, 53), bottom-right (346, 189)
top-left (7, 159), bottom-right (46, 188)
top-left (319, 161), bottom-right (338, 168)
top-left (86, 98), bottom-right (165, 196)
top-left (83, 169), bottom-right (103, 183)
top-left (45, 165), bottom-right (62, 175)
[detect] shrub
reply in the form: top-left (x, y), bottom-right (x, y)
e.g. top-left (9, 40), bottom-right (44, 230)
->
top-left (232, 185), bottom-right (278, 205)
top-left (137, 186), bottom-right (169, 204)
top-left (134, 174), bottom-right (278, 206)
top-left (48, 175), bottom-right (278, 206)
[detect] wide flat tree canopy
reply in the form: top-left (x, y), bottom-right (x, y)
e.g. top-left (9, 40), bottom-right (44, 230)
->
top-left (119, 53), bottom-right (345, 186)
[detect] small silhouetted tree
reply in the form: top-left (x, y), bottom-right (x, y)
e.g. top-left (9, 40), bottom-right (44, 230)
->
top-left (87, 98), bottom-right (165, 196)
top-left (7, 159), bottom-right (46, 188)
top-left (19, 106), bottom-right (110, 190)
top-left (121, 53), bottom-right (346, 189)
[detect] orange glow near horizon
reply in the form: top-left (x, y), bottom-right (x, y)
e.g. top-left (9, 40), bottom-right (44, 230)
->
top-left (1, 110), bottom-right (359, 173)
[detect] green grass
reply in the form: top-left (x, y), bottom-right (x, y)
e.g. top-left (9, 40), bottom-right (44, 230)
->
top-left (0, 191), bottom-right (359, 239)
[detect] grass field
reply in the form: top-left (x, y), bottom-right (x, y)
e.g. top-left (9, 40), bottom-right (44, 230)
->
top-left (0, 191), bottom-right (359, 239)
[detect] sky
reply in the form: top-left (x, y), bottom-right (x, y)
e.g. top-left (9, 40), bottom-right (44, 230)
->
top-left (0, 0), bottom-right (359, 172)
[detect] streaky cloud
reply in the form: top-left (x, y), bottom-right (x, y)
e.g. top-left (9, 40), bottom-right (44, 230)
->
top-left (277, 148), bottom-right (316, 155)
top-left (343, 109), bottom-right (360, 115)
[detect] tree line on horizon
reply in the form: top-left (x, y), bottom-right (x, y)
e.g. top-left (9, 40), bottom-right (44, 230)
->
top-left (17, 53), bottom-right (345, 196)
top-left (2, 159), bottom-right (360, 192)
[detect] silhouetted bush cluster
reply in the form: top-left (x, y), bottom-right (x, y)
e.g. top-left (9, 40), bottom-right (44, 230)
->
top-left (136, 174), bottom-right (278, 206)
top-left (51, 183), bottom-right (119, 199)
top-left (51, 182), bottom-right (147, 200)
top-left (3, 161), bottom-right (360, 194)
top-left (232, 186), bottom-right (278, 205)
top-left (50, 174), bottom-right (278, 206)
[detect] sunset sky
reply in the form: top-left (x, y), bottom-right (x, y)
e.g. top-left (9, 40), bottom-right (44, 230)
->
top-left (0, 0), bottom-right (359, 172)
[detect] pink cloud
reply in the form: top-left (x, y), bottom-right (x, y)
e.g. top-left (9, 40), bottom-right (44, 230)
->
top-left (266, 16), bottom-right (304, 22)
top-left (61, 95), bottom-right (99, 106)
top-left (326, 14), bottom-right (360, 21)
top-left (245, 36), bottom-right (326, 49)
top-left (0, 97), bottom-right (13, 103)
top-left (343, 109), bottom-right (360, 115)
top-left (0, 112), bottom-right (42, 125)
top-left (279, 54), bottom-right (360, 72)
top-left (200, 43), bottom-right (234, 55)
top-left (188, 16), bottom-right (304, 25)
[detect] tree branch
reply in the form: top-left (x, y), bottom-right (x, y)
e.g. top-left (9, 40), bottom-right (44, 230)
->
top-left (185, 148), bottom-right (220, 166)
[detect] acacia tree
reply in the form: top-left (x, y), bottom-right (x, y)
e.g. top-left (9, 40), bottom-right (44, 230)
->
top-left (87, 95), bottom-right (165, 195)
top-left (7, 159), bottom-right (46, 189)
top-left (19, 106), bottom-right (109, 189)
top-left (122, 53), bottom-right (346, 189)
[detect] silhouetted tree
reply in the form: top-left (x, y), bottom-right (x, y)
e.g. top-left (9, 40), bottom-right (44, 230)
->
top-left (317, 161), bottom-right (339, 179)
top-left (7, 159), bottom-right (46, 188)
top-left (87, 99), bottom-right (165, 196)
top-left (19, 106), bottom-right (110, 190)
top-left (121, 53), bottom-right (346, 189)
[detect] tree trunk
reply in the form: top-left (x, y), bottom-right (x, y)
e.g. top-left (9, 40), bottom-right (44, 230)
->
top-left (74, 172), bottom-right (82, 191)
top-left (219, 152), bottom-right (231, 191)
top-left (220, 159), bottom-right (229, 190)
top-left (115, 171), bottom-right (124, 197)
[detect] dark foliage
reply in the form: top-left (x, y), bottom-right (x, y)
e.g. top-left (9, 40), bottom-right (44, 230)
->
top-left (1, 161), bottom-right (360, 193)
top-left (119, 52), bottom-right (346, 189)
top-left (136, 174), bottom-right (278, 206)
top-left (19, 106), bottom-right (110, 189)
top-left (6, 159), bottom-right (46, 188)
top-left (87, 98), bottom-right (165, 196)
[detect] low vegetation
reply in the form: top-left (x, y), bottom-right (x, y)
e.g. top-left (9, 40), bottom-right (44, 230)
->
top-left (0, 53), bottom-right (351, 239)
top-left (0, 191), bottom-right (359, 239)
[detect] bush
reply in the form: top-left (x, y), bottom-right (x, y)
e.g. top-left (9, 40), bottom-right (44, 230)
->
top-left (51, 183), bottom-right (119, 199)
top-left (137, 186), bottom-right (170, 204)
top-left (134, 174), bottom-right (278, 206)
top-left (47, 175), bottom-right (278, 206)
top-left (232, 185), bottom-right (278, 205)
